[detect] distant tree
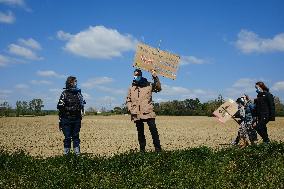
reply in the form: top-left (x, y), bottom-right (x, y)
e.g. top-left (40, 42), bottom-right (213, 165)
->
top-left (0, 101), bottom-right (12, 117)
top-left (29, 99), bottom-right (44, 115)
top-left (121, 103), bottom-right (128, 114)
top-left (274, 96), bottom-right (284, 116)
top-left (16, 101), bottom-right (23, 117)
top-left (85, 107), bottom-right (97, 115)
top-left (22, 101), bottom-right (29, 115)
top-left (113, 107), bottom-right (122, 114)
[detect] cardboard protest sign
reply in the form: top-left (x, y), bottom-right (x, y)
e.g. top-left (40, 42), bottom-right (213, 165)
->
top-left (133, 43), bottom-right (180, 80)
top-left (213, 99), bottom-right (238, 123)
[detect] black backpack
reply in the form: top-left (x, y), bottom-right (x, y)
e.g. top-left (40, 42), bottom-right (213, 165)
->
top-left (63, 90), bottom-right (82, 116)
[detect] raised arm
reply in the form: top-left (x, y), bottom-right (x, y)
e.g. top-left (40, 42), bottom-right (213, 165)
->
top-left (151, 70), bottom-right (161, 93)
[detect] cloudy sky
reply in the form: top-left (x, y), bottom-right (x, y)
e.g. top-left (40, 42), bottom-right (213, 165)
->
top-left (0, 0), bottom-right (284, 110)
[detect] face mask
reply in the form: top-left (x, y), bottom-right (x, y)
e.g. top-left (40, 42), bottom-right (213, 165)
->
top-left (73, 81), bottom-right (78, 88)
top-left (134, 76), bottom-right (142, 82)
top-left (255, 86), bottom-right (262, 93)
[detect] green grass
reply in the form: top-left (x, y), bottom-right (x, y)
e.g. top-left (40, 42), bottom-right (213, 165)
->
top-left (1, 143), bottom-right (284, 189)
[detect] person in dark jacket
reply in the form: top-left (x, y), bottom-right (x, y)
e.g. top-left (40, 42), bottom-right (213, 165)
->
top-left (57, 76), bottom-right (86, 155)
top-left (254, 81), bottom-right (275, 144)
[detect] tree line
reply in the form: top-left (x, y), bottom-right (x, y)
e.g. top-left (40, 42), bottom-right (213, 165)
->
top-left (0, 99), bottom-right (46, 117)
top-left (112, 95), bottom-right (284, 117)
top-left (1, 95), bottom-right (284, 117)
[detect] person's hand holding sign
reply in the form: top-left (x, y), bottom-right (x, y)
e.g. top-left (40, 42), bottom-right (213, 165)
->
top-left (151, 69), bottom-right (157, 78)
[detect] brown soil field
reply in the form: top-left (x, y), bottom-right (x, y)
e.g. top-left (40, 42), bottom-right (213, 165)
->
top-left (0, 115), bottom-right (283, 157)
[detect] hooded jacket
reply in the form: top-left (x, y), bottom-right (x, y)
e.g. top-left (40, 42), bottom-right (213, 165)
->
top-left (126, 76), bottom-right (161, 121)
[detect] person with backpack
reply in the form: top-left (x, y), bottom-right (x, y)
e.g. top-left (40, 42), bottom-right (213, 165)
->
top-left (254, 81), bottom-right (275, 144)
top-left (126, 69), bottom-right (162, 152)
top-left (57, 76), bottom-right (86, 155)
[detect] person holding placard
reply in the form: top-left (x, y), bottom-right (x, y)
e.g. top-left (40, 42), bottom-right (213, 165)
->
top-left (126, 69), bottom-right (162, 152)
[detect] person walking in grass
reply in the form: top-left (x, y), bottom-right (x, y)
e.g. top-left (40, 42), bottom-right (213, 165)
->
top-left (253, 81), bottom-right (275, 144)
top-left (57, 76), bottom-right (86, 155)
top-left (126, 69), bottom-right (162, 152)
top-left (232, 95), bottom-right (257, 147)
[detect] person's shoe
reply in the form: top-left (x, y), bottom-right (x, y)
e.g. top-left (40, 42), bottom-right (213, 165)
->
top-left (64, 148), bottom-right (70, 155)
top-left (74, 146), bottom-right (80, 155)
top-left (264, 139), bottom-right (270, 144)
top-left (231, 141), bottom-right (238, 146)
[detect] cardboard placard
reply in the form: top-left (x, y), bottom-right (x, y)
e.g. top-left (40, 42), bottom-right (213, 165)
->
top-left (133, 43), bottom-right (180, 80)
top-left (213, 99), bottom-right (238, 123)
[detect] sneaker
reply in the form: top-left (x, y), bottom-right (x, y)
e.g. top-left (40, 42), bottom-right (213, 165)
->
top-left (74, 146), bottom-right (80, 155)
top-left (64, 148), bottom-right (70, 155)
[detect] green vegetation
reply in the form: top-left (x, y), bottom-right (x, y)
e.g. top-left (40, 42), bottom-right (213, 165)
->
top-left (1, 142), bottom-right (283, 188)
top-left (1, 95), bottom-right (284, 117)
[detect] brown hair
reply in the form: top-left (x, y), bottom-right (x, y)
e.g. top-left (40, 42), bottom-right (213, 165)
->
top-left (65, 76), bottom-right (77, 88)
top-left (256, 81), bottom-right (269, 92)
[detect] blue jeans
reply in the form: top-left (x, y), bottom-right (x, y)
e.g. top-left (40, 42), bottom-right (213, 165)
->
top-left (60, 117), bottom-right (81, 148)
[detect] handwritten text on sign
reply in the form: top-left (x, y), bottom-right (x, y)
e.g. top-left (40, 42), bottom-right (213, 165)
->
top-left (213, 99), bottom-right (238, 123)
top-left (133, 43), bottom-right (180, 80)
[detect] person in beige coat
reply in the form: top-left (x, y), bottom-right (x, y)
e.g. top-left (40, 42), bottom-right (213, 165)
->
top-left (126, 69), bottom-right (162, 152)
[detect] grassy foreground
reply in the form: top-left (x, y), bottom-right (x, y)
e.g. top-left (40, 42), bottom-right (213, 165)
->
top-left (0, 143), bottom-right (284, 189)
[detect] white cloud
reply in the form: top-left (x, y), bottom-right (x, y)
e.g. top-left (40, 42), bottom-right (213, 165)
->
top-left (272, 81), bottom-right (284, 91)
top-left (8, 44), bottom-right (43, 60)
top-left (36, 70), bottom-right (66, 78)
top-left (18, 38), bottom-right (41, 50)
top-left (82, 77), bottom-right (113, 89)
top-left (159, 84), bottom-right (217, 101)
top-left (225, 78), bottom-right (259, 99)
top-left (15, 83), bottom-right (29, 90)
top-left (0, 10), bottom-right (15, 24)
top-left (57, 30), bottom-right (73, 40)
top-left (30, 80), bottom-right (52, 85)
top-left (81, 92), bottom-right (92, 100)
top-left (0, 0), bottom-right (30, 11)
top-left (58, 25), bottom-right (138, 59)
top-left (0, 0), bottom-right (25, 7)
top-left (161, 84), bottom-right (191, 96)
top-left (0, 54), bottom-right (10, 66)
top-left (236, 29), bottom-right (284, 53)
top-left (0, 54), bottom-right (27, 67)
top-left (49, 88), bottom-right (62, 93)
top-left (0, 89), bottom-right (12, 98)
top-left (95, 96), bottom-right (118, 109)
top-left (180, 55), bottom-right (206, 65)
top-left (96, 86), bottom-right (126, 95)
top-left (232, 78), bottom-right (256, 89)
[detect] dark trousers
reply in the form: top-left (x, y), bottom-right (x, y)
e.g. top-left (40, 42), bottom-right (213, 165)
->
top-left (135, 118), bottom-right (161, 152)
top-left (61, 117), bottom-right (81, 148)
top-left (255, 116), bottom-right (270, 143)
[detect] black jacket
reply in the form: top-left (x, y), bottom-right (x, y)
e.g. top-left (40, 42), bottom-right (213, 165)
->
top-left (255, 91), bottom-right (275, 121)
top-left (57, 88), bottom-right (85, 118)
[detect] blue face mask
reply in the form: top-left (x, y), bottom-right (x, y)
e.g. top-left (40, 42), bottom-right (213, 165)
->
top-left (134, 76), bottom-right (142, 82)
top-left (255, 86), bottom-right (262, 93)
top-left (73, 82), bottom-right (77, 88)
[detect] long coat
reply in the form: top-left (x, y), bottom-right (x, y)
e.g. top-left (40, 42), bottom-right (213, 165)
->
top-left (126, 76), bottom-right (161, 121)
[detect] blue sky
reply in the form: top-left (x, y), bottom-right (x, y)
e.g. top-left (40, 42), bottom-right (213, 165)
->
top-left (0, 0), bottom-right (284, 110)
